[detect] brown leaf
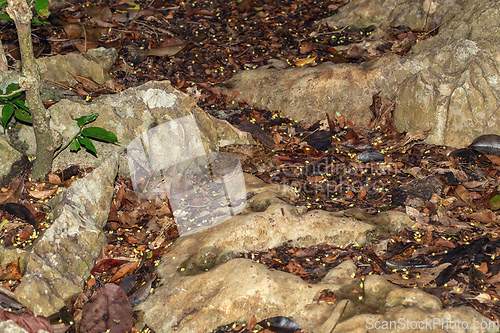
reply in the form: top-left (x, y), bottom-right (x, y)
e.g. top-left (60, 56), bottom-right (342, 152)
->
top-left (47, 174), bottom-right (61, 184)
top-left (454, 184), bottom-right (470, 202)
top-left (357, 186), bottom-right (367, 199)
top-left (299, 41), bottom-right (315, 54)
top-left (273, 133), bottom-right (283, 145)
top-left (0, 178), bottom-right (24, 205)
top-left (486, 154), bottom-right (500, 165)
top-left (486, 273), bottom-right (500, 284)
top-left (433, 239), bottom-right (455, 248)
top-left (146, 44), bottom-right (187, 57)
top-left (478, 262), bottom-right (489, 275)
top-left (467, 211), bottom-right (498, 225)
top-left (384, 263), bottom-right (451, 287)
top-left (185, 9), bottom-right (214, 16)
top-left (61, 22), bottom-right (84, 40)
top-left (1, 308), bottom-right (53, 333)
top-left (247, 316), bottom-right (257, 331)
top-left (109, 261), bottom-right (138, 283)
top-left (28, 188), bottom-right (57, 199)
top-left (80, 283), bottom-right (133, 333)
top-left (72, 75), bottom-right (101, 92)
top-left (85, 5), bottom-right (114, 27)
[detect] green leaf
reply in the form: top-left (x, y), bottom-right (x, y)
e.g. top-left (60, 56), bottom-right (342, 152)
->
top-left (1, 103), bottom-right (15, 130)
top-left (81, 127), bottom-right (118, 142)
top-left (76, 113), bottom-right (99, 128)
top-left (14, 109), bottom-right (32, 124)
top-left (0, 13), bottom-right (12, 21)
top-left (12, 99), bottom-right (29, 112)
top-left (5, 83), bottom-right (20, 94)
top-left (5, 83), bottom-right (21, 100)
top-left (69, 138), bottom-right (81, 151)
top-left (35, 0), bottom-right (50, 17)
top-left (491, 195), bottom-right (500, 211)
top-left (77, 135), bottom-right (97, 155)
top-left (31, 18), bottom-right (49, 24)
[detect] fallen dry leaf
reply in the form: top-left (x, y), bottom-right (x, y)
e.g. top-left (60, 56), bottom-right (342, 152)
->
top-left (0, 179), bottom-right (24, 205)
top-left (28, 188), bottom-right (57, 199)
top-left (109, 261), bottom-right (138, 283)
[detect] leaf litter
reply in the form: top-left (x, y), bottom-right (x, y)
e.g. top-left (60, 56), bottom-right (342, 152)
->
top-left (0, 0), bottom-right (497, 332)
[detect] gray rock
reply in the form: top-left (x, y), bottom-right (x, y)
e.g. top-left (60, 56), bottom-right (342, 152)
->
top-left (11, 80), bottom-right (253, 174)
top-left (325, 0), bottom-right (407, 29)
top-left (0, 320), bottom-right (28, 333)
top-left (320, 275), bottom-right (498, 333)
top-left (394, 0), bottom-right (500, 148)
top-left (0, 320), bottom-right (50, 333)
top-left (217, 0), bottom-right (500, 149)
top-left (0, 134), bottom-right (26, 187)
top-left (85, 47), bottom-right (119, 70)
top-left (14, 153), bottom-right (118, 316)
top-left (36, 50), bottom-right (117, 86)
top-left (135, 175), bottom-right (431, 332)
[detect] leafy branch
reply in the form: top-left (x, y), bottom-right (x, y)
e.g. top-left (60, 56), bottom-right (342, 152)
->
top-left (0, 82), bottom-right (32, 131)
top-left (54, 113), bottom-right (118, 159)
top-left (0, 0), bottom-right (50, 24)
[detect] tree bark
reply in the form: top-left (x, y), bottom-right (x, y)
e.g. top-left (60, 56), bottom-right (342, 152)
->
top-left (6, 0), bottom-right (58, 180)
top-left (0, 39), bottom-right (8, 71)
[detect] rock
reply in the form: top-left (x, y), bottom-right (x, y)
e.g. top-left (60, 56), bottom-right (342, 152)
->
top-left (36, 49), bottom-right (117, 86)
top-left (10, 80), bottom-right (253, 174)
top-left (391, 175), bottom-right (445, 207)
top-left (218, 58), bottom-right (399, 125)
top-left (0, 320), bottom-right (29, 333)
top-left (135, 175), bottom-right (424, 332)
top-left (14, 154), bottom-right (118, 316)
top-left (85, 47), bottom-right (119, 71)
top-left (326, 0), bottom-right (448, 33)
top-left (217, 0), bottom-right (500, 149)
top-left (0, 135), bottom-right (26, 187)
top-left (325, 0), bottom-right (407, 29)
top-left (320, 275), bottom-right (498, 333)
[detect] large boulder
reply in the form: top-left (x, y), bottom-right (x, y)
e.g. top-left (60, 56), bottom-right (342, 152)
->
top-left (10, 80), bottom-right (253, 175)
top-left (218, 0), bottom-right (500, 148)
top-left (14, 154), bottom-right (118, 316)
top-left (136, 175), bottom-right (418, 332)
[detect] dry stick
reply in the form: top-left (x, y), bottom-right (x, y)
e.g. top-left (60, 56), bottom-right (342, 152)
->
top-left (416, 14), bottom-right (455, 42)
top-left (0, 88), bottom-right (26, 98)
top-left (330, 300), bottom-right (349, 333)
top-left (80, 22), bottom-right (87, 52)
top-left (299, 26), bottom-right (347, 43)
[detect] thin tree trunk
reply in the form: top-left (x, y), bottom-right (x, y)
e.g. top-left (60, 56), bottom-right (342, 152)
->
top-left (0, 39), bottom-right (8, 71)
top-left (6, 0), bottom-right (58, 180)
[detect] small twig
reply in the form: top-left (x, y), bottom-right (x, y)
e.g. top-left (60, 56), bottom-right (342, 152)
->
top-left (0, 88), bottom-right (25, 98)
top-left (330, 300), bottom-right (349, 333)
top-left (416, 14), bottom-right (455, 42)
top-left (78, 22), bottom-right (87, 52)
top-left (299, 26), bottom-right (347, 43)
top-left (53, 127), bottom-right (83, 159)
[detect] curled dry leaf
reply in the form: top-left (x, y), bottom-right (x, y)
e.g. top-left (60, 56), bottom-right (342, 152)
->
top-left (146, 44), bottom-right (187, 57)
top-left (0, 179), bottom-right (24, 205)
top-left (109, 261), bottom-right (138, 283)
top-left (28, 188), bottom-right (58, 199)
top-left (294, 56), bottom-right (316, 66)
top-left (47, 173), bottom-right (61, 184)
